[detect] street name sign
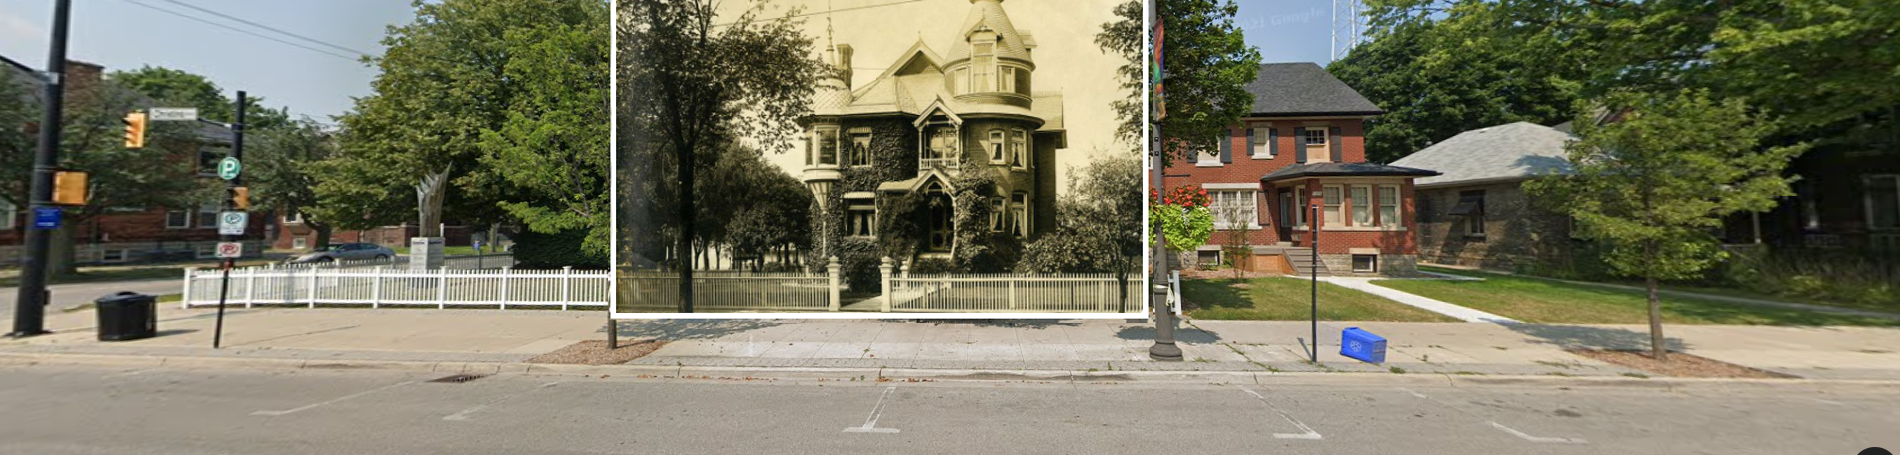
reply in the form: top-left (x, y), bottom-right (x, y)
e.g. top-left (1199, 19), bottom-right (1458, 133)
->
top-left (218, 211), bottom-right (248, 236)
top-left (218, 157), bottom-right (241, 180)
top-left (148, 107), bottom-right (199, 122)
top-left (215, 242), bottom-right (243, 259)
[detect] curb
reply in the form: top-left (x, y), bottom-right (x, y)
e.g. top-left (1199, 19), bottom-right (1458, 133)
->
top-left (6, 351), bottom-right (1900, 390)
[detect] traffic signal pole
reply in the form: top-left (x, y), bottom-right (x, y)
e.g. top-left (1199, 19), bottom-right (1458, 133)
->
top-left (8, 0), bottom-right (73, 339)
top-left (212, 91), bottom-right (246, 349)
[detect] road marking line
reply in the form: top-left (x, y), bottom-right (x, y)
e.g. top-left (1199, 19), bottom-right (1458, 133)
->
top-left (1489, 421), bottom-right (1587, 444)
top-left (842, 387), bottom-right (901, 434)
top-left (444, 382), bottom-right (560, 421)
top-left (1244, 389), bottom-right (1323, 440)
top-left (252, 381), bottom-right (415, 416)
top-left (1400, 388), bottom-right (1428, 399)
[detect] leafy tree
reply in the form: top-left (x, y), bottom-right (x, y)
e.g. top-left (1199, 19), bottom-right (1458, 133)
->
top-left (618, 0), bottom-right (828, 311)
top-left (318, 0), bottom-right (591, 238)
top-left (249, 117), bottom-right (340, 249)
top-left (0, 70), bottom-right (35, 211)
top-left (1216, 201), bottom-right (1254, 279)
top-left (110, 66), bottom-right (292, 131)
top-left (1017, 153), bottom-right (1143, 311)
top-left (1097, 0), bottom-right (1261, 164)
top-left (1525, 90), bottom-right (1807, 361)
top-left (477, 0), bottom-right (610, 255)
top-left (1327, 10), bottom-right (1581, 163)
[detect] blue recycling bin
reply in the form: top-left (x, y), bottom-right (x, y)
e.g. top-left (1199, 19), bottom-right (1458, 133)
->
top-left (1340, 327), bottom-right (1386, 364)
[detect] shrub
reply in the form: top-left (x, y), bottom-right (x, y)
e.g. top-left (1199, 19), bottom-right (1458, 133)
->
top-left (511, 229), bottom-right (609, 270)
top-left (1719, 246), bottom-right (1899, 307)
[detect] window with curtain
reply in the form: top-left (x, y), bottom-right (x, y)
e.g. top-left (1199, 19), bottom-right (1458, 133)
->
top-left (1351, 185), bottom-right (1372, 226)
top-left (849, 130), bottom-right (872, 167)
top-left (972, 43), bottom-right (993, 92)
top-left (1251, 126), bottom-right (1272, 157)
top-left (999, 67), bottom-right (1016, 93)
top-left (989, 130), bottom-right (1006, 163)
top-left (1012, 192), bottom-right (1029, 237)
top-left (1378, 185), bottom-right (1400, 227)
top-left (1212, 190), bottom-right (1258, 229)
top-left (990, 197), bottom-right (1004, 232)
top-left (1010, 130), bottom-right (1026, 169)
top-left (816, 128), bottom-right (839, 165)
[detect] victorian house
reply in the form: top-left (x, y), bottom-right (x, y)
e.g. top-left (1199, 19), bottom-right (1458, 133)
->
top-left (800, 0), bottom-right (1064, 264)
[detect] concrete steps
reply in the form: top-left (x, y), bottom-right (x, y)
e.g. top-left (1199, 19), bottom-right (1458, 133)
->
top-left (1283, 248), bottom-right (1330, 277)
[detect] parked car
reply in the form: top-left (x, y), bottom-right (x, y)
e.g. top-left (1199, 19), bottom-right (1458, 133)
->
top-left (287, 243), bottom-right (396, 264)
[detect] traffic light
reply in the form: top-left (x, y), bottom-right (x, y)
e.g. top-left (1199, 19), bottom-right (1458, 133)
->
top-left (228, 186), bottom-right (250, 210)
top-left (52, 170), bottom-right (88, 206)
top-left (123, 112), bottom-right (147, 149)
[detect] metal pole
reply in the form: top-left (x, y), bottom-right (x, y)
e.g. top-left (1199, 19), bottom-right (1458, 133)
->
top-left (1309, 203), bottom-right (1318, 362)
top-left (1147, 0), bottom-right (1180, 361)
top-left (8, 0), bottom-right (73, 338)
top-left (212, 91), bottom-right (246, 349)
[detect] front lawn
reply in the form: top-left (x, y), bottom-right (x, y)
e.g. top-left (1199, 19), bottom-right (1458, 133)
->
top-left (1182, 277), bottom-right (1458, 322)
top-left (1378, 268), bottom-right (1899, 327)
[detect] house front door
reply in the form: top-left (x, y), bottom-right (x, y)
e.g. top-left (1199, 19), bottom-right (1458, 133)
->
top-left (1277, 190), bottom-right (1293, 241)
top-left (928, 196), bottom-right (953, 252)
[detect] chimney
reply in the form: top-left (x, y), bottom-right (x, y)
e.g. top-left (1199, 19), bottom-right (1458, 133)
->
top-left (834, 44), bottom-right (854, 91)
top-left (62, 60), bottom-right (104, 108)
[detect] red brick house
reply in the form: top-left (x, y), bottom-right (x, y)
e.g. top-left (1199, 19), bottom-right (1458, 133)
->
top-left (2, 56), bottom-right (267, 265)
top-left (1164, 63), bottom-right (1438, 276)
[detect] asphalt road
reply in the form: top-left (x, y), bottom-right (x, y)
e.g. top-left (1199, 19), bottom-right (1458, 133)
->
top-left (0, 365), bottom-right (1894, 454)
top-left (0, 278), bottom-right (179, 321)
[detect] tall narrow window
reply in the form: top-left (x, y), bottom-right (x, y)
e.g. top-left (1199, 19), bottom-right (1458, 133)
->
top-left (1868, 175), bottom-right (1900, 230)
top-left (999, 67), bottom-right (1016, 93)
top-left (1322, 186), bottom-right (1342, 227)
top-left (1010, 130), bottom-right (1027, 169)
top-left (1378, 185), bottom-right (1400, 227)
top-left (1351, 185), bottom-right (1372, 226)
top-left (989, 197), bottom-right (1004, 232)
top-left (1251, 126), bottom-right (1272, 157)
top-left (816, 128), bottom-right (839, 165)
top-left (989, 129), bottom-right (1007, 164)
top-left (1294, 188), bottom-right (1307, 227)
top-left (849, 130), bottom-right (872, 167)
top-left (197, 203), bottom-right (219, 229)
top-left (950, 68), bottom-right (967, 94)
top-left (972, 43), bottom-right (994, 92)
top-left (1013, 192), bottom-right (1030, 237)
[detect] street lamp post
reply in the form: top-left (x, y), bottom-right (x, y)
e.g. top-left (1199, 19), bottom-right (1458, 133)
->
top-left (8, 0), bottom-right (73, 339)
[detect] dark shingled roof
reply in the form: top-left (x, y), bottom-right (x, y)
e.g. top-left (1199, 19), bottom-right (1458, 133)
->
top-left (1260, 162), bottom-right (1440, 183)
top-left (1246, 62), bottom-right (1383, 117)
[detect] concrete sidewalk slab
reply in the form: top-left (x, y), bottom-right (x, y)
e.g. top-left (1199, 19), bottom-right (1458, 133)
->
top-left (1319, 277), bottom-right (1519, 323)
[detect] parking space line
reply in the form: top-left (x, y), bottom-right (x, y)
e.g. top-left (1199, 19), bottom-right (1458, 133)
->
top-left (1489, 421), bottom-right (1588, 444)
top-left (252, 381), bottom-right (415, 416)
top-left (1398, 387), bottom-right (1589, 445)
top-left (842, 387), bottom-right (901, 434)
top-left (444, 382), bottom-right (561, 422)
top-left (1243, 389), bottom-right (1323, 440)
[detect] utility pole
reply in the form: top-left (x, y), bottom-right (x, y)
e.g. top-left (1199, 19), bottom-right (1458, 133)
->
top-left (8, 0), bottom-right (73, 339)
top-left (1147, 0), bottom-right (1181, 362)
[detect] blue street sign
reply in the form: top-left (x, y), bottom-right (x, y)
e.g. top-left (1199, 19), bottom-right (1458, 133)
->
top-left (32, 207), bottom-right (61, 230)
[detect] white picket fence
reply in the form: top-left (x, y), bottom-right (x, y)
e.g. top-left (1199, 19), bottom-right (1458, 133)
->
top-left (887, 273), bottom-right (1137, 313)
top-left (182, 265), bottom-right (610, 309)
top-left (619, 272), bottom-right (836, 312)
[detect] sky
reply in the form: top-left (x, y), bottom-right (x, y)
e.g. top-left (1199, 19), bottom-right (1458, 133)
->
top-left (0, 0), bottom-right (415, 122)
top-left (1235, 0), bottom-right (1353, 66)
top-left (704, 0), bottom-right (1131, 194)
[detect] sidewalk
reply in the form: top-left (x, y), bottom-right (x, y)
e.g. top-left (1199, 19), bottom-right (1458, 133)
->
top-left (3, 304), bottom-right (1898, 382)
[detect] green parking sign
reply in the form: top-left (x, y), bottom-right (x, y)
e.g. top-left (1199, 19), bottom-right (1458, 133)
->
top-left (218, 157), bottom-right (241, 180)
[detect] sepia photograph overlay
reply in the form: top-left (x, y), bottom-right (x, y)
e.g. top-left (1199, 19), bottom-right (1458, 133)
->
top-left (614, 0), bottom-right (1144, 316)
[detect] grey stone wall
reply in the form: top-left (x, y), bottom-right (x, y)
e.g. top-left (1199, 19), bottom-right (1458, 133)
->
top-left (1414, 181), bottom-right (1577, 272)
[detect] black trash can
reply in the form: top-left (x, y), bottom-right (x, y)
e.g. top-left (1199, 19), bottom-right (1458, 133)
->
top-left (95, 292), bottom-right (157, 341)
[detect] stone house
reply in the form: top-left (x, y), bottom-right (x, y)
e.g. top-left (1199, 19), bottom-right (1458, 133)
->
top-left (1389, 122), bottom-right (1578, 271)
top-left (1164, 62), bottom-right (1438, 277)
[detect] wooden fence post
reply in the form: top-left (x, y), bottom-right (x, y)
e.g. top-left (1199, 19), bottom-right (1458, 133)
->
top-left (879, 257), bottom-right (894, 313)
top-left (827, 256), bottom-right (842, 312)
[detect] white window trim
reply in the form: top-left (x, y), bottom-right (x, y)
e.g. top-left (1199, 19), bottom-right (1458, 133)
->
top-left (1010, 129), bottom-right (1028, 170)
top-left (0, 200), bottom-right (15, 230)
top-left (1012, 192), bottom-right (1030, 238)
top-left (999, 66), bottom-right (1016, 93)
top-left (846, 196), bottom-right (877, 238)
top-left (283, 212), bottom-right (304, 224)
top-left (196, 203), bottom-right (219, 229)
top-left (1322, 185), bottom-right (1343, 228)
top-left (989, 129), bottom-right (1008, 165)
top-left (990, 197), bottom-right (1005, 232)
top-left (166, 209), bottom-right (192, 229)
top-left (1378, 185), bottom-right (1401, 228)
top-left (1304, 128), bottom-right (1329, 147)
top-left (293, 237), bottom-right (308, 250)
top-left (814, 126), bottom-right (841, 167)
top-left (970, 37), bottom-right (996, 93)
top-left (1293, 188), bottom-right (1308, 228)
top-left (1350, 185), bottom-right (1373, 227)
top-left (1866, 174), bottom-right (1900, 231)
top-left (1250, 125), bottom-right (1274, 159)
top-left (1212, 190), bottom-right (1259, 230)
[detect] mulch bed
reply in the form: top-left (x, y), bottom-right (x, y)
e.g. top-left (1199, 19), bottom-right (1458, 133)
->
top-left (526, 340), bottom-right (666, 365)
top-left (1570, 349), bottom-right (1799, 379)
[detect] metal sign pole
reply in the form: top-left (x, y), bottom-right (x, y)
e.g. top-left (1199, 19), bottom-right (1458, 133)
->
top-left (7, 0), bottom-right (72, 339)
top-left (212, 91), bottom-right (246, 349)
top-left (1310, 203), bottom-right (1319, 363)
